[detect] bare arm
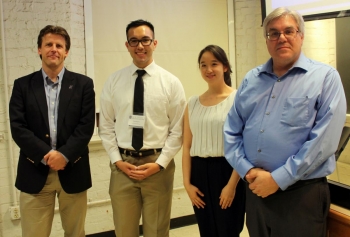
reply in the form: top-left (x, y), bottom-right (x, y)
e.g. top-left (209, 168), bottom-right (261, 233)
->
top-left (182, 105), bottom-right (205, 208)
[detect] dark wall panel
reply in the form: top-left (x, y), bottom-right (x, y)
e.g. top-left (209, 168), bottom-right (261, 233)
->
top-left (336, 17), bottom-right (350, 114)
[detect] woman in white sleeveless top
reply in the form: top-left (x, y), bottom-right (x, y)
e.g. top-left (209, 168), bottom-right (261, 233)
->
top-left (182, 45), bottom-right (245, 237)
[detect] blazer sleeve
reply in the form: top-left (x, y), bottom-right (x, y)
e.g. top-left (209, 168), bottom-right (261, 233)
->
top-left (9, 77), bottom-right (52, 165)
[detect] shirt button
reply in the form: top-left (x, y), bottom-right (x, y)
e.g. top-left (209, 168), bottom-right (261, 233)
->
top-left (260, 130), bottom-right (264, 133)
top-left (45, 134), bottom-right (49, 137)
top-left (266, 112), bottom-right (270, 115)
top-left (277, 80), bottom-right (281, 82)
top-left (272, 95), bottom-right (275, 99)
top-left (258, 149), bottom-right (261, 152)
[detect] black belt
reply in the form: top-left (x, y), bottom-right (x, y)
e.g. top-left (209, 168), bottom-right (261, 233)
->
top-left (118, 147), bottom-right (162, 157)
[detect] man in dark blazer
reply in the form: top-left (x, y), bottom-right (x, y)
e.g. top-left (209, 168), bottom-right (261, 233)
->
top-left (9, 25), bottom-right (95, 237)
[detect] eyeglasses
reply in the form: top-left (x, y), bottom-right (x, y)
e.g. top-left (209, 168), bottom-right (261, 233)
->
top-left (266, 28), bottom-right (300, 41)
top-left (127, 38), bottom-right (153, 47)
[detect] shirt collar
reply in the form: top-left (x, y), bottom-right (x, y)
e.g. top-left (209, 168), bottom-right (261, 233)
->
top-left (130, 60), bottom-right (156, 77)
top-left (42, 67), bottom-right (65, 85)
top-left (259, 52), bottom-right (308, 75)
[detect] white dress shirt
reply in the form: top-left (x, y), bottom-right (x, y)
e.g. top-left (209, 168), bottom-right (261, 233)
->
top-left (99, 61), bottom-right (186, 168)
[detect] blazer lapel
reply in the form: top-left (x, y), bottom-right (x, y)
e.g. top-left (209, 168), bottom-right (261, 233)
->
top-left (57, 69), bottom-right (75, 133)
top-left (31, 70), bottom-right (49, 130)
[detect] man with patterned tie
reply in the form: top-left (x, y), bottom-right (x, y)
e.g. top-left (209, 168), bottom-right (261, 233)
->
top-left (99, 19), bottom-right (186, 237)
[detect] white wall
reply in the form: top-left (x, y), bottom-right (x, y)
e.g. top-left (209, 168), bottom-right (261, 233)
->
top-left (0, 0), bottom-right (336, 236)
top-left (89, 0), bottom-right (232, 107)
top-left (303, 18), bottom-right (336, 67)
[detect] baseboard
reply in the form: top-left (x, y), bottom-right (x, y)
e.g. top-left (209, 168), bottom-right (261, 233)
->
top-left (86, 214), bottom-right (197, 237)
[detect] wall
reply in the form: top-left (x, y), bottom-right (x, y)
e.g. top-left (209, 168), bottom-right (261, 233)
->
top-left (335, 17), bottom-right (350, 112)
top-left (89, 0), bottom-right (231, 107)
top-left (303, 18), bottom-right (336, 67)
top-left (0, 0), bottom-right (336, 236)
top-left (234, 0), bottom-right (270, 86)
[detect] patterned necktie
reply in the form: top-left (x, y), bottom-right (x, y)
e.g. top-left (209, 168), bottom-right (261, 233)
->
top-left (132, 70), bottom-right (146, 151)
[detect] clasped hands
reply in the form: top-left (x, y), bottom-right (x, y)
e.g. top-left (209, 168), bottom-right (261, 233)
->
top-left (115, 161), bottom-right (160, 180)
top-left (246, 168), bottom-right (279, 198)
top-left (43, 150), bottom-right (67, 171)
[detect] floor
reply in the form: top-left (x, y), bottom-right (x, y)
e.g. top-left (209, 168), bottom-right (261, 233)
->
top-left (169, 223), bottom-right (250, 237)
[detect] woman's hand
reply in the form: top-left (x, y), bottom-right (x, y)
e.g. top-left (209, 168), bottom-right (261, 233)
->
top-left (219, 184), bottom-right (236, 209)
top-left (185, 184), bottom-right (205, 209)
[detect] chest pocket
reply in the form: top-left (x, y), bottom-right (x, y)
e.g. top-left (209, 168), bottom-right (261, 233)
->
top-left (145, 94), bottom-right (168, 121)
top-left (281, 97), bottom-right (309, 127)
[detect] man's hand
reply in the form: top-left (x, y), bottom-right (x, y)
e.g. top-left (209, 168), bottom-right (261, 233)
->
top-left (115, 161), bottom-right (137, 177)
top-left (130, 163), bottom-right (161, 180)
top-left (44, 150), bottom-right (67, 171)
top-left (245, 168), bottom-right (257, 184)
top-left (246, 168), bottom-right (279, 198)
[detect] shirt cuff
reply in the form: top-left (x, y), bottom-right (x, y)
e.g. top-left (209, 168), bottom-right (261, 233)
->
top-left (60, 152), bottom-right (69, 163)
top-left (156, 153), bottom-right (172, 168)
top-left (271, 166), bottom-right (296, 190)
top-left (235, 160), bottom-right (255, 180)
top-left (109, 150), bottom-right (123, 164)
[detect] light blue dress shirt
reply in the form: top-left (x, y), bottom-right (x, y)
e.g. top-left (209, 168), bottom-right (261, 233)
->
top-left (224, 53), bottom-right (346, 190)
top-left (41, 68), bottom-right (68, 164)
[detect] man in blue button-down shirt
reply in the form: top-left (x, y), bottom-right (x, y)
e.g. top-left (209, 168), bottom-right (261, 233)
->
top-left (224, 7), bottom-right (346, 237)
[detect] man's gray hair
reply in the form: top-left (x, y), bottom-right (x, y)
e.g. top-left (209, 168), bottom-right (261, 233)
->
top-left (262, 7), bottom-right (305, 39)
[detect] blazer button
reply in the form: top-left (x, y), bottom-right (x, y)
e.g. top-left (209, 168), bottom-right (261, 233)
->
top-left (45, 134), bottom-right (49, 138)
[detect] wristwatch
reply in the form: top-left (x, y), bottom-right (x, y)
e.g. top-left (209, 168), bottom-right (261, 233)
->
top-left (158, 164), bottom-right (164, 171)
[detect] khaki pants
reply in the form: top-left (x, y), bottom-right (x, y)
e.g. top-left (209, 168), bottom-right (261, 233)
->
top-left (109, 153), bottom-right (175, 237)
top-left (20, 169), bottom-right (87, 237)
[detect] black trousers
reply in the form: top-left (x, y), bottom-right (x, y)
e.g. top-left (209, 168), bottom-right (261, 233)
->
top-left (246, 177), bottom-right (330, 237)
top-left (191, 156), bottom-right (246, 237)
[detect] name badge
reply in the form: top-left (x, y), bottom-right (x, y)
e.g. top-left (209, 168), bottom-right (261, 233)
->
top-left (128, 115), bottom-right (145, 128)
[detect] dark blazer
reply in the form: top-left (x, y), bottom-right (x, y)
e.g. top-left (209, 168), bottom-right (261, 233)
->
top-left (9, 69), bottom-right (95, 194)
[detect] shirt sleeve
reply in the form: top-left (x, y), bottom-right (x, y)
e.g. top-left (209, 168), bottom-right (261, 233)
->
top-left (271, 69), bottom-right (346, 190)
top-left (156, 78), bottom-right (187, 168)
top-left (99, 78), bottom-right (123, 164)
top-left (224, 79), bottom-right (255, 179)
